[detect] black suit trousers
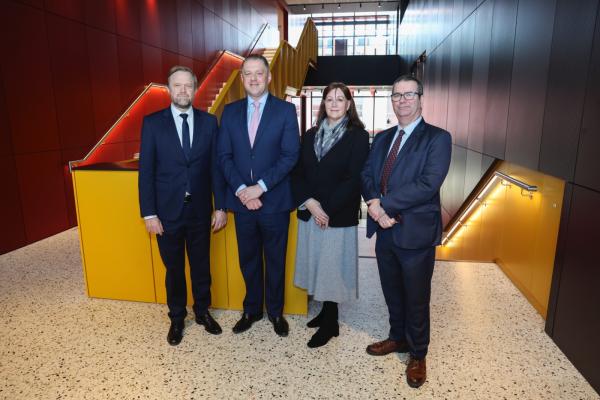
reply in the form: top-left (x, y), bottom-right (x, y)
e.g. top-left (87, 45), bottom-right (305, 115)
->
top-left (156, 202), bottom-right (211, 322)
top-left (375, 228), bottom-right (435, 359)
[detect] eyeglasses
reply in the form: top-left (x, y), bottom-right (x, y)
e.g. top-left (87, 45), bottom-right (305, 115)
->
top-left (390, 92), bottom-right (421, 101)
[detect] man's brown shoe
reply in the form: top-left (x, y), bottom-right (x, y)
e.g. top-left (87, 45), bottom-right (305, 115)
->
top-left (406, 356), bottom-right (426, 388)
top-left (366, 339), bottom-right (409, 356)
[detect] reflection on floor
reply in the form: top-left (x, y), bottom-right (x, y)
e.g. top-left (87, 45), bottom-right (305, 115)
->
top-left (0, 228), bottom-right (598, 399)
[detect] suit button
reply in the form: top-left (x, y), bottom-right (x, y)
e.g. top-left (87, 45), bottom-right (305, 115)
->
top-left (251, 155), bottom-right (255, 159)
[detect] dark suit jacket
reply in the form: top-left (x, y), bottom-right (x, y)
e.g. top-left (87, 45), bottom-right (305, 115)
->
top-left (138, 107), bottom-right (225, 222)
top-left (361, 119), bottom-right (452, 249)
top-left (217, 94), bottom-right (300, 214)
top-left (292, 125), bottom-right (370, 227)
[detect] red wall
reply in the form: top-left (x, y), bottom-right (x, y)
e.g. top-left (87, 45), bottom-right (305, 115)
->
top-left (0, 0), bottom-right (278, 254)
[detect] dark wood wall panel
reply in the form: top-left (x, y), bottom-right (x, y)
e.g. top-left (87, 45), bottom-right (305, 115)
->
top-left (539, 0), bottom-right (599, 181)
top-left (0, 156), bottom-right (26, 254)
top-left (1, 2), bottom-right (60, 154)
top-left (467, 0), bottom-right (492, 153)
top-left (47, 14), bottom-right (96, 150)
top-left (0, 0), bottom-right (278, 254)
top-left (177, 0), bottom-right (193, 58)
top-left (115, 0), bottom-right (141, 41)
top-left (455, 17), bottom-right (475, 147)
top-left (117, 36), bottom-right (145, 109)
top-left (43, 0), bottom-right (84, 22)
top-left (84, 0), bottom-right (116, 32)
top-left (87, 28), bottom-right (122, 139)
top-left (505, 0), bottom-right (557, 170)
top-left (483, 0), bottom-right (517, 160)
top-left (551, 185), bottom-right (600, 392)
top-left (16, 151), bottom-right (69, 243)
top-left (575, 4), bottom-right (600, 192)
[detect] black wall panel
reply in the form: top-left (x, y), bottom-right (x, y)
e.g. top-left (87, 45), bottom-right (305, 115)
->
top-left (539, 0), bottom-right (599, 181)
top-left (483, 0), bottom-right (517, 160)
top-left (505, 0), bottom-right (557, 170)
top-left (575, 4), bottom-right (600, 192)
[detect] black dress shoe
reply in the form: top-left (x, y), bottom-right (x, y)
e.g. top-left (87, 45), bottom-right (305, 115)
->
top-left (167, 321), bottom-right (184, 346)
top-left (195, 311), bottom-right (222, 335)
top-left (269, 315), bottom-right (289, 337)
top-left (232, 312), bottom-right (263, 334)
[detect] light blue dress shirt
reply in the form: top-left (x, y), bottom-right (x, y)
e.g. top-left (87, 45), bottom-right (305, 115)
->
top-left (236, 92), bottom-right (270, 195)
top-left (170, 104), bottom-right (194, 146)
top-left (386, 116), bottom-right (422, 156)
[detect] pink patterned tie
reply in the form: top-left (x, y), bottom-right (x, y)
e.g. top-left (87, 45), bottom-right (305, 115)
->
top-left (248, 101), bottom-right (260, 147)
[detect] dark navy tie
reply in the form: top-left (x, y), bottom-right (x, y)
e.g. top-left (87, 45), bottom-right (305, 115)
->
top-left (180, 113), bottom-right (190, 160)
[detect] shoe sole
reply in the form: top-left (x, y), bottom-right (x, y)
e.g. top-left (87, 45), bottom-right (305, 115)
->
top-left (407, 378), bottom-right (426, 389)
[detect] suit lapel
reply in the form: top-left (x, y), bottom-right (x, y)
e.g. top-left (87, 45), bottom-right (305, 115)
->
top-left (389, 118), bottom-right (426, 173)
top-left (240, 99), bottom-right (252, 149)
top-left (191, 108), bottom-right (204, 157)
top-left (162, 108), bottom-right (186, 161)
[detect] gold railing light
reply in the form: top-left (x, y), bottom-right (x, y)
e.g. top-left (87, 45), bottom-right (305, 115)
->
top-left (441, 171), bottom-right (538, 246)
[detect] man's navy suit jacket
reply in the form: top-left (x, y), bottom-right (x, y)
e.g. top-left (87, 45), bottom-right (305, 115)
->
top-left (361, 119), bottom-right (452, 249)
top-left (217, 94), bottom-right (300, 213)
top-left (138, 107), bottom-right (225, 222)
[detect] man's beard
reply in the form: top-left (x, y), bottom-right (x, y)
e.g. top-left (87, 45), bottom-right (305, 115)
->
top-left (173, 95), bottom-right (191, 108)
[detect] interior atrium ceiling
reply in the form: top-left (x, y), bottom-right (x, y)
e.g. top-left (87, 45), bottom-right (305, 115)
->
top-left (284, 1), bottom-right (402, 14)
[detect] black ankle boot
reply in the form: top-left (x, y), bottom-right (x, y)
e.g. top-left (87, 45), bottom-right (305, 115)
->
top-left (307, 302), bottom-right (339, 348)
top-left (306, 303), bottom-right (326, 328)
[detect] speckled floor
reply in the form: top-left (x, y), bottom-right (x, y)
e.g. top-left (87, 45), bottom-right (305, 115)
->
top-left (1, 227), bottom-right (598, 399)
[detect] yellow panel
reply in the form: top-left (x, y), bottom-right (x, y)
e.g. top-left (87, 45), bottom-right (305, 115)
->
top-left (225, 213), bottom-right (245, 311)
top-left (74, 170), bottom-right (156, 302)
top-left (440, 161), bottom-right (566, 319)
top-left (284, 212), bottom-right (308, 315)
top-left (225, 212), bottom-right (307, 316)
top-left (152, 224), bottom-right (229, 310)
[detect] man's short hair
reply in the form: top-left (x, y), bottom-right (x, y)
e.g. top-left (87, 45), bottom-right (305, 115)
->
top-left (167, 65), bottom-right (198, 89)
top-left (241, 54), bottom-right (270, 71)
top-left (392, 74), bottom-right (423, 95)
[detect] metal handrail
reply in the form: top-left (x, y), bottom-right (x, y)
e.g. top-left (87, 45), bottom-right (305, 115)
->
top-left (441, 171), bottom-right (538, 245)
top-left (68, 82), bottom-right (168, 172)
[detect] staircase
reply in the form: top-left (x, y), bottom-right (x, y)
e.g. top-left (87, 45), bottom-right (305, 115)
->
top-left (262, 48), bottom-right (278, 65)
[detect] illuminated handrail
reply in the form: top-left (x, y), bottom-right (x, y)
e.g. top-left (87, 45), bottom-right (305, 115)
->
top-left (68, 83), bottom-right (168, 171)
top-left (441, 171), bottom-right (538, 245)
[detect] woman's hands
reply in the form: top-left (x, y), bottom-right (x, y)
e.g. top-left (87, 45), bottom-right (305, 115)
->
top-left (305, 198), bottom-right (329, 229)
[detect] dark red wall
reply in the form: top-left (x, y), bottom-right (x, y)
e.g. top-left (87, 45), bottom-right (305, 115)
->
top-left (399, 0), bottom-right (600, 393)
top-left (0, 0), bottom-right (278, 254)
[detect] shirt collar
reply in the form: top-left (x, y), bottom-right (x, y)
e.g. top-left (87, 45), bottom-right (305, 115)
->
top-left (247, 92), bottom-right (269, 107)
top-left (171, 104), bottom-right (193, 120)
top-left (397, 116), bottom-right (422, 137)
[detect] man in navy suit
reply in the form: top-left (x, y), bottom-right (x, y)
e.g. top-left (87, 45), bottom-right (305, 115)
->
top-left (138, 65), bottom-right (227, 346)
top-left (361, 75), bottom-right (451, 388)
top-left (217, 55), bottom-right (300, 337)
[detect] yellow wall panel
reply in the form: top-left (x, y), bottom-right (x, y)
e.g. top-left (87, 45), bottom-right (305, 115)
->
top-left (74, 170), bottom-right (156, 302)
top-left (438, 162), bottom-right (565, 318)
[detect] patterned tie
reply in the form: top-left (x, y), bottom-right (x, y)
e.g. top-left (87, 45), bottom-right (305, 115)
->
top-left (180, 113), bottom-right (191, 160)
top-left (380, 129), bottom-right (405, 195)
top-left (248, 101), bottom-right (260, 147)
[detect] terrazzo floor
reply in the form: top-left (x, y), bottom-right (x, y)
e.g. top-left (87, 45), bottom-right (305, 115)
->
top-left (1, 227), bottom-right (598, 399)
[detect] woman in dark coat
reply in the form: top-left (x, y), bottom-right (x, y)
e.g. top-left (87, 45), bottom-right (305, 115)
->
top-left (292, 82), bottom-right (370, 348)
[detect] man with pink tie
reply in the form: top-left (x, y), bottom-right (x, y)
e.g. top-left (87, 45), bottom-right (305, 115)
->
top-left (217, 55), bottom-right (300, 337)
